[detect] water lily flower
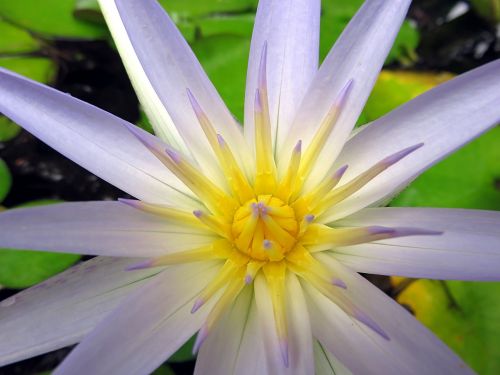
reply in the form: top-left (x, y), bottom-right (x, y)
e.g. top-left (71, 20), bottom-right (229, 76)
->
top-left (0, 0), bottom-right (499, 373)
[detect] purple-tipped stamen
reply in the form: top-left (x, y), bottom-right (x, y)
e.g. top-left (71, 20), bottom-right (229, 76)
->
top-left (263, 239), bottom-right (272, 250)
top-left (354, 310), bottom-right (390, 341)
top-left (165, 146), bottom-right (182, 163)
top-left (332, 278), bottom-right (347, 289)
top-left (258, 41), bottom-right (268, 90)
top-left (294, 140), bottom-right (302, 153)
top-left (192, 324), bottom-right (209, 354)
top-left (304, 214), bottom-right (315, 223)
top-left (125, 260), bottom-right (154, 271)
top-left (191, 298), bottom-right (205, 314)
top-left (381, 143), bottom-right (424, 167)
top-left (334, 164), bottom-right (349, 180)
top-left (279, 339), bottom-right (289, 368)
top-left (244, 274), bottom-right (253, 285)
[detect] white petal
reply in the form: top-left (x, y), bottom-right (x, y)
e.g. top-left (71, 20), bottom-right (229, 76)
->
top-left (326, 59), bottom-right (500, 221)
top-left (55, 261), bottom-right (220, 375)
top-left (0, 68), bottom-right (196, 207)
top-left (0, 202), bottom-right (216, 257)
top-left (332, 207), bottom-right (500, 280)
top-left (304, 254), bottom-right (474, 375)
top-left (244, 0), bottom-right (320, 151)
top-left (313, 340), bottom-right (353, 375)
top-left (194, 286), bottom-right (253, 375)
top-left (254, 273), bottom-right (314, 375)
top-left (0, 257), bottom-right (160, 367)
top-left (98, 0), bottom-right (252, 182)
top-left (278, 0), bottom-right (411, 183)
top-left (232, 299), bottom-right (267, 375)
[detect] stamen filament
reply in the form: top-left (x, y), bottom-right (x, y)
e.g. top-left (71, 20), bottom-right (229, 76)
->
top-left (118, 199), bottom-right (203, 229)
top-left (127, 240), bottom-right (233, 270)
top-left (302, 224), bottom-right (442, 253)
top-left (192, 254), bottom-right (249, 313)
top-left (193, 210), bottom-right (232, 239)
top-left (275, 140), bottom-right (302, 202)
top-left (262, 262), bottom-right (289, 367)
top-left (193, 276), bottom-right (247, 353)
top-left (314, 143), bottom-right (424, 217)
top-left (292, 80), bottom-right (353, 197)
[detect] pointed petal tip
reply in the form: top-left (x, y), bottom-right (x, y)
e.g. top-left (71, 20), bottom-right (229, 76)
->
top-left (192, 324), bottom-right (209, 354)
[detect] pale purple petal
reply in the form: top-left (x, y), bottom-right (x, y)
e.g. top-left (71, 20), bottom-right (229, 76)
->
top-left (232, 299), bottom-right (267, 375)
top-left (0, 202), bottom-right (216, 257)
top-left (304, 254), bottom-right (474, 375)
top-left (326, 59), bottom-right (500, 221)
top-left (254, 273), bottom-right (314, 374)
top-left (244, 0), bottom-right (320, 150)
top-left (313, 340), bottom-right (353, 375)
top-left (100, 0), bottom-right (252, 182)
top-left (194, 287), bottom-right (254, 375)
top-left (0, 257), bottom-right (159, 367)
top-left (0, 68), bottom-right (196, 207)
top-left (54, 261), bottom-right (220, 375)
top-left (278, 0), bottom-right (411, 185)
top-left (332, 207), bottom-right (500, 280)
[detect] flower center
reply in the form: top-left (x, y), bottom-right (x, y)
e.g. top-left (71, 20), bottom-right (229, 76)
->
top-left (232, 195), bottom-right (298, 261)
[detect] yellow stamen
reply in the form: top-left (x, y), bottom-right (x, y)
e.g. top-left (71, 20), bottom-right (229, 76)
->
top-left (315, 143), bottom-right (423, 217)
top-left (193, 210), bottom-right (232, 239)
top-left (118, 199), bottom-right (203, 229)
top-left (128, 240), bottom-right (233, 270)
top-left (262, 261), bottom-right (289, 367)
top-left (275, 140), bottom-right (302, 202)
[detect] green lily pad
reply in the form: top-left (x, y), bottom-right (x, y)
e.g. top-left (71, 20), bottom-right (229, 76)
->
top-left (0, 20), bottom-right (40, 54)
top-left (193, 35), bottom-right (250, 122)
top-left (391, 126), bottom-right (500, 210)
top-left (320, 0), bottom-right (419, 65)
top-left (0, 200), bottom-right (81, 289)
top-left (152, 365), bottom-right (175, 375)
top-left (363, 70), bottom-right (455, 123)
top-left (0, 56), bottom-right (57, 141)
top-left (470, 0), bottom-right (500, 24)
top-left (0, 0), bottom-right (106, 39)
top-left (168, 335), bottom-right (196, 363)
top-left (0, 56), bottom-right (57, 83)
top-left (0, 159), bottom-right (11, 203)
top-left (197, 14), bottom-right (255, 38)
top-left (394, 278), bottom-right (500, 375)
